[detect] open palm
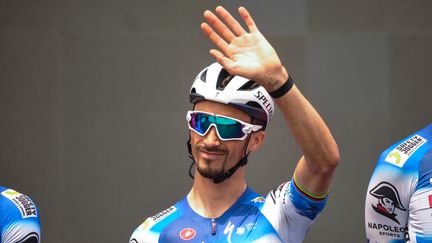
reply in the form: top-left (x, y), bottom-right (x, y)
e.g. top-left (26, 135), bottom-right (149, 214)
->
top-left (201, 6), bottom-right (285, 87)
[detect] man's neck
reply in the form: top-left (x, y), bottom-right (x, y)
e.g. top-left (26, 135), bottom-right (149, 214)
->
top-left (187, 172), bottom-right (247, 218)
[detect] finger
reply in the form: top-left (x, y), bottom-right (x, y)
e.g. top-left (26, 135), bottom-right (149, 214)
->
top-left (215, 6), bottom-right (246, 36)
top-left (238, 6), bottom-right (258, 33)
top-left (201, 23), bottom-right (231, 57)
top-left (209, 49), bottom-right (235, 72)
top-left (203, 10), bottom-right (236, 43)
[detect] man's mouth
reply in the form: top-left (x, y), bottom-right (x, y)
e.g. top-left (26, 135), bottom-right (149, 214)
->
top-left (198, 147), bottom-right (226, 160)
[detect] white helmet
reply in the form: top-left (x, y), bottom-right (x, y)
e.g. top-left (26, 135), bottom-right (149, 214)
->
top-left (189, 62), bottom-right (274, 128)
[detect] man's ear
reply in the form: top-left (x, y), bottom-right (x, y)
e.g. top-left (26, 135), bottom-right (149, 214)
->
top-left (248, 130), bottom-right (266, 153)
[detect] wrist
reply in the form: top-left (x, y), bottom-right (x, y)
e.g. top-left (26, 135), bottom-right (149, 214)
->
top-left (263, 65), bottom-right (289, 92)
top-left (269, 74), bottom-right (294, 99)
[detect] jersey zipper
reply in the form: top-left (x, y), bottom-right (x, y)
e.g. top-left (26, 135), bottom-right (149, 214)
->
top-left (211, 218), bottom-right (216, 235)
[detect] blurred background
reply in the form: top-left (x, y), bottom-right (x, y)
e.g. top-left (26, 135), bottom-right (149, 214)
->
top-left (1, 0), bottom-right (431, 242)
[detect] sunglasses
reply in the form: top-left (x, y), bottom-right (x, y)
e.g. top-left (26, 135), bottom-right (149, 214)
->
top-left (186, 111), bottom-right (262, 141)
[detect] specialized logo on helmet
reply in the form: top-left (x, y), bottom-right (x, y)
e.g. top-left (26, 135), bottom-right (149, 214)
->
top-left (369, 182), bottom-right (406, 224)
top-left (254, 91), bottom-right (274, 118)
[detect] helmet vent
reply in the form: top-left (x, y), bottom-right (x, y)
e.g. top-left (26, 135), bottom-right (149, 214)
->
top-left (200, 69), bottom-right (208, 82)
top-left (216, 68), bottom-right (234, 90)
top-left (245, 101), bottom-right (263, 110)
top-left (238, 80), bottom-right (260, 91)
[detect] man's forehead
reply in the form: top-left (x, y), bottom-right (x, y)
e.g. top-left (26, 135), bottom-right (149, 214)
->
top-left (194, 100), bottom-right (250, 120)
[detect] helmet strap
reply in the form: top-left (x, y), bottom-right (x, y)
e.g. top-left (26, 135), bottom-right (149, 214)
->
top-left (187, 137), bottom-right (196, 180)
top-left (188, 103), bottom-right (197, 180)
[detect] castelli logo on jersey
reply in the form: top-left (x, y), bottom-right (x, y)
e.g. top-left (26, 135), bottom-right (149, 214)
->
top-left (179, 228), bottom-right (196, 240)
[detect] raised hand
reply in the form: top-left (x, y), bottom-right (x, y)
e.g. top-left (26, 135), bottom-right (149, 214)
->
top-left (201, 6), bottom-right (288, 91)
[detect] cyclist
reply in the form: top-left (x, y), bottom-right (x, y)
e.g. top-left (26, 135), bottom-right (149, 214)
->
top-left (0, 186), bottom-right (41, 243)
top-left (130, 6), bottom-right (339, 242)
top-left (365, 123), bottom-right (432, 242)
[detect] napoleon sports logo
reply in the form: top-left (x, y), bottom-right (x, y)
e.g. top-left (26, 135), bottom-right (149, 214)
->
top-left (369, 182), bottom-right (406, 224)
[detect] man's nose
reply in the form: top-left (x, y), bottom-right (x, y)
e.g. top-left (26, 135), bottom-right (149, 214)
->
top-left (204, 126), bottom-right (221, 146)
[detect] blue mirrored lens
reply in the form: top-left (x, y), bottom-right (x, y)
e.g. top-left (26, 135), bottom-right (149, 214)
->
top-left (189, 112), bottom-right (245, 139)
top-left (213, 117), bottom-right (244, 139)
top-left (189, 112), bottom-right (211, 135)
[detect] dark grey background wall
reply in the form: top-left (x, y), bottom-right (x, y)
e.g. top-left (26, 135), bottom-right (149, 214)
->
top-left (1, 0), bottom-right (431, 242)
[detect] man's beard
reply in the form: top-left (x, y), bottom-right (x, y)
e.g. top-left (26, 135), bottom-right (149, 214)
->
top-left (195, 144), bottom-right (227, 180)
top-left (196, 160), bottom-right (226, 180)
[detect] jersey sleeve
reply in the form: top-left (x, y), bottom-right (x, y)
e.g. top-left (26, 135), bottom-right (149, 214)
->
top-left (0, 188), bottom-right (41, 243)
top-left (365, 159), bottom-right (411, 242)
top-left (260, 178), bottom-right (327, 243)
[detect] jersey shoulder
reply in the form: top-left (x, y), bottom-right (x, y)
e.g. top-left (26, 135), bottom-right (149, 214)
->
top-left (0, 186), bottom-right (41, 243)
top-left (0, 186), bottom-right (39, 218)
top-left (377, 124), bottom-right (432, 170)
top-left (129, 203), bottom-right (183, 243)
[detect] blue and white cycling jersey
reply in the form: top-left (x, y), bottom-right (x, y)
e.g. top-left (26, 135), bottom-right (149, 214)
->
top-left (365, 123), bottom-right (432, 243)
top-left (130, 178), bottom-right (327, 243)
top-left (0, 186), bottom-right (40, 243)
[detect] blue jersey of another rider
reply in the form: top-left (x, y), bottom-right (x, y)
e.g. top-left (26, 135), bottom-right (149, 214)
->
top-left (365, 123), bottom-right (432, 243)
top-left (0, 186), bottom-right (41, 243)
